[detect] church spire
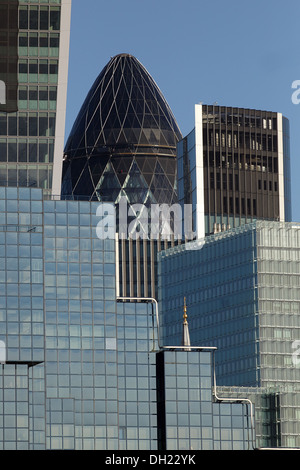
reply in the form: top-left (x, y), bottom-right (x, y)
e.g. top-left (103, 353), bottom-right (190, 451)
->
top-left (181, 297), bottom-right (191, 350)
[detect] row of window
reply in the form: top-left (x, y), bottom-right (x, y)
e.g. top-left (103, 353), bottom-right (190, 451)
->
top-left (204, 130), bottom-right (278, 152)
top-left (210, 172), bottom-right (278, 193)
top-left (0, 139), bottom-right (54, 164)
top-left (19, 5), bottom-right (60, 31)
top-left (19, 32), bottom-right (59, 57)
top-left (202, 108), bottom-right (277, 131)
top-left (19, 59), bottom-right (59, 83)
top-left (204, 152), bottom-right (279, 173)
top-left (1, 85), bottom-right (57, 113)
top-left (0, 113), bottom-right (55, 137)
top-left (0, 165), bottom-right (52, 189)
top-left (223, 197), bottom-right (255, 217)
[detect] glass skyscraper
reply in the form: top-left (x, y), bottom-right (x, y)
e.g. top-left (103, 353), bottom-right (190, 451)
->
top-left (0, 187), bottom-right (253, 450)
top-left (0, 0), bottom-right (71, 197)
top-left (158, 221), bottom-right (300, 447)
top-left (61, 53), bottom-right (183, 299)
top-left (62, 53), bottom-right (182, 207)
top-left (0, 1), bottom-right (298, 452)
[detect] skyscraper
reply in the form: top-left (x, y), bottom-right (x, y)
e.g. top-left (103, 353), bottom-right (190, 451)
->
top-left (62, 53), bottom-right (183, 298)
top-left (0, 0), bottom-right (72, 197)
top-left (157, 101), bottom-right (300, 448)
top-left (177, 104), bottom-right (291, 239)
top-left (62, 54), bottom-right (181, 206)
top-left (62, 53), bottom-right (182, 206)
top-left (158, 220), bottom-right (300, 447)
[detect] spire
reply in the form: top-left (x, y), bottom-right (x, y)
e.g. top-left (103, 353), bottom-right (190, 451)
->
top-left (181, 297), bottom-right (191, 350)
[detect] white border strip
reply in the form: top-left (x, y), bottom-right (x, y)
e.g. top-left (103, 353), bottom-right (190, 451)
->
top-left (51, 0), bottom-right (72, 197)
top-left (277, 113), bottom-right (285, 222)
top-left (195, 104), bottom-right (205, 239)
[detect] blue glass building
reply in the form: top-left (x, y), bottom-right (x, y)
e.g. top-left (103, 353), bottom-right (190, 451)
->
top-left (158, 221), bottom-right (300, 448)
top-left (0, 186), bottom-right (253, 450)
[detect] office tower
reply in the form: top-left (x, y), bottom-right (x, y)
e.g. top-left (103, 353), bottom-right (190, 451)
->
top-left (0, 0), bottom-right (72, 197)
top-left (158, 220), bottom-right (300, 447)
top-left (177, 104), bottom-right (292, 239)
top-left (62, 53), bottom-right (182, 298)
top-left (0, 187), bottom-right (253, 450)
top-left (62, 53), bottom-right (182, 205)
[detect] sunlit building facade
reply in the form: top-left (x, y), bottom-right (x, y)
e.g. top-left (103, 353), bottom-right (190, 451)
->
top-left (0, 0), bottom-right (71, 197)
top-left (177, 104), bottom-right (292, 239)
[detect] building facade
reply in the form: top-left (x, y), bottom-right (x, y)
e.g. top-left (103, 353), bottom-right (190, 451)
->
top-left (0, 0), bottom-right (71, 197)
top-left (0, 186), bottom-right (253, 450)
top-left (177, 104), bottom-right (292, 239)
top-left (158, 221), bottom-right (300, 447)
top-left (62, 53), bottom-right (182, 206)
top-left (61, 53), bottom-right (183, 299)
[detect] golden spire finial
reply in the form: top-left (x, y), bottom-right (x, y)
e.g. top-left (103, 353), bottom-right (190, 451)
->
top-left (182, 296), bottom-right (191, 349)
top-left (183, 297), bottom-right (188, 324)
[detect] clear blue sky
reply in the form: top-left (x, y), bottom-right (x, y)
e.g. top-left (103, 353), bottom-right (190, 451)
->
top-left (65, 0), bottom-right (300, 222)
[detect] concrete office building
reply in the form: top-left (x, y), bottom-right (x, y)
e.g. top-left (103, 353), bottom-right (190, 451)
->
top-left (177, 104), bottom-right (292, 239)
top-left (0, 0), bottom-right (71, 197)
top-left (0, 187), bottom-right (253, 450)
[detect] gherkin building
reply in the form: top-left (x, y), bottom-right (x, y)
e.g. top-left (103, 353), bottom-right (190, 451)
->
top-left (61, 53), bottom-right (182, 206)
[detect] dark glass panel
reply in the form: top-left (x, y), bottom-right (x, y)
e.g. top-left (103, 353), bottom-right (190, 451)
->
top-left (29, 115), bottom-right (38, 136)
top-left (29, 141), bottom-right (38, 162)
top-left (0, 115), bottom-right (7, 134)
top-left (111, 156), bottom-right (133, 186)
top-left (18, 116), bottom-right (27, 136)
top-left (71, 160), bottom-right (94, 197)
top-left (8, 141), bottom-right (17, 161)
top-left (19, 7), bottom-right (28, 30)
top-left (18, 142), bottom-right (27, 162)
top-left (50, 8), bottom-right (60, 31)
top-left (29, 7), bottom-right (38, 30)
top-left (40, 7), bottom-right (49, 30)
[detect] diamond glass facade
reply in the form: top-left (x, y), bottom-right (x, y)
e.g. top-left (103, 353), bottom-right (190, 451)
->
top-left (62, 54), bottom-right (182, 207)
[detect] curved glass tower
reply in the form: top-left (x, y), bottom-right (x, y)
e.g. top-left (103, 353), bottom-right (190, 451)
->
top-left (61, 53), bottom-right (182, 205)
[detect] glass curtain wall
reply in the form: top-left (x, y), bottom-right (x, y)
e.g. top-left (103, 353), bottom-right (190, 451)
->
top-left (0, 0), bottom-right (63, 196)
